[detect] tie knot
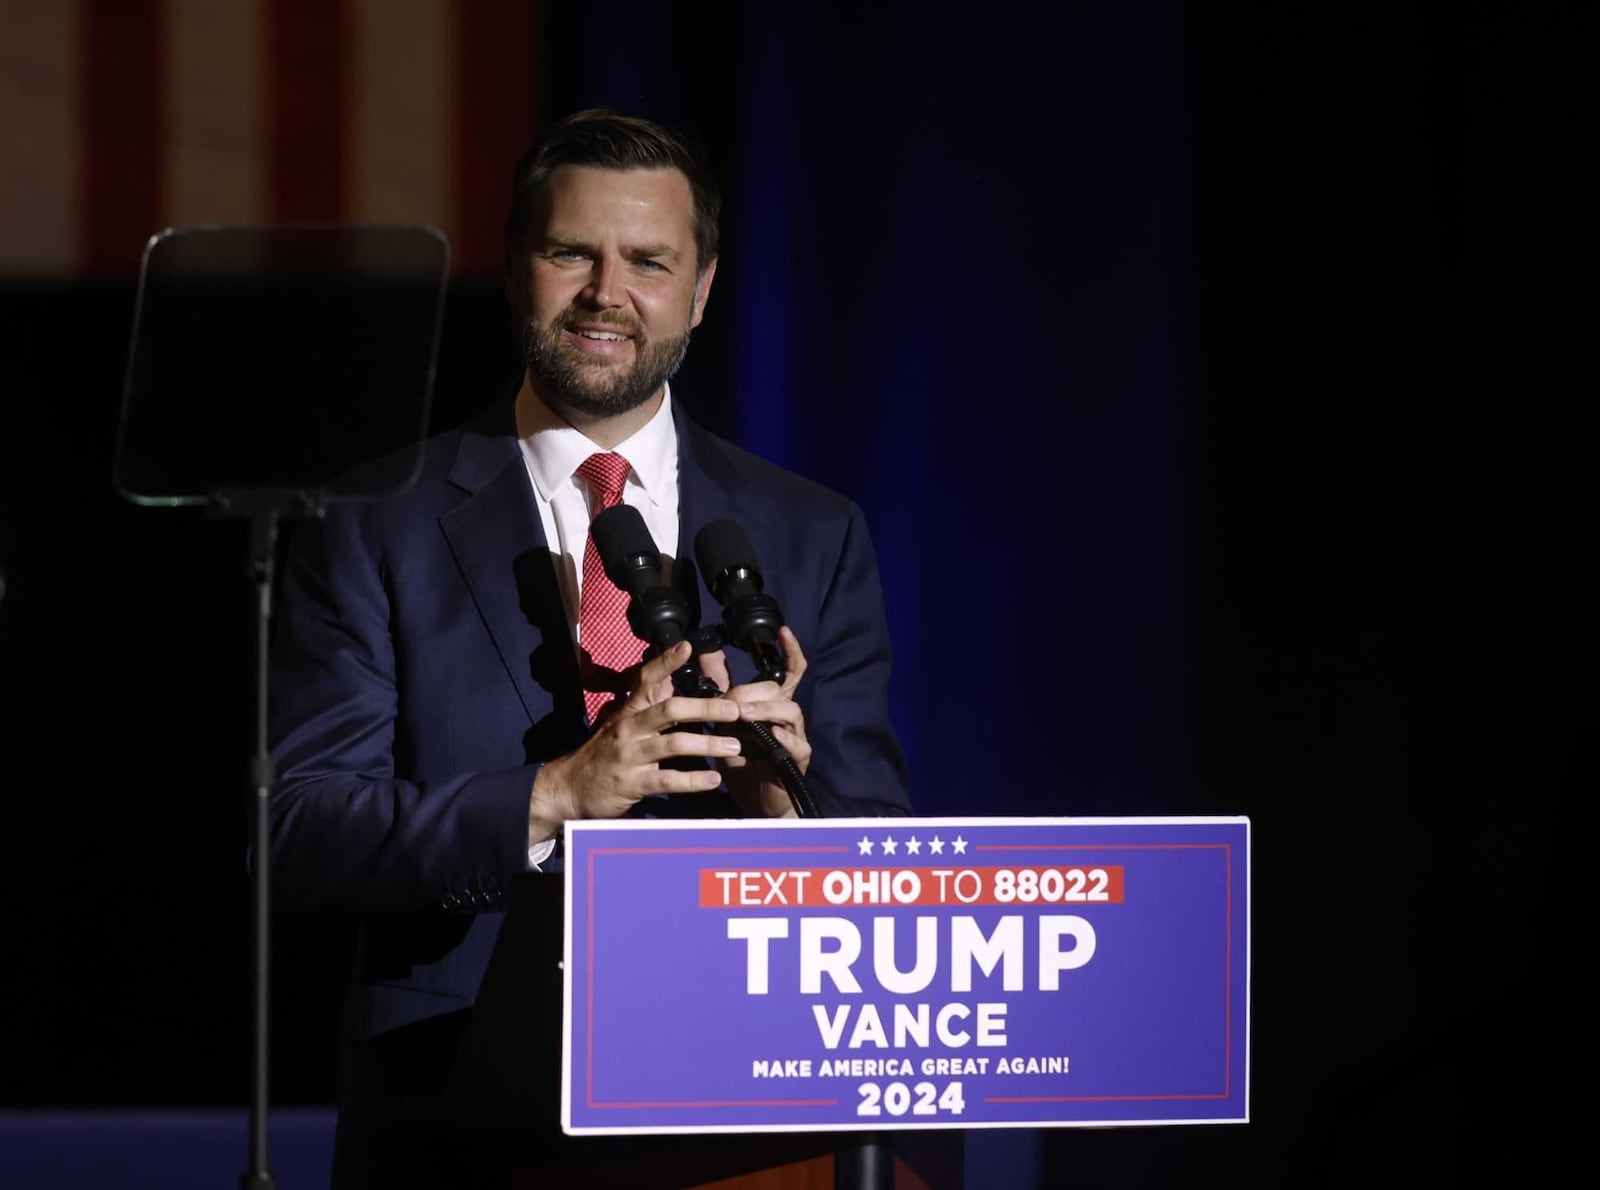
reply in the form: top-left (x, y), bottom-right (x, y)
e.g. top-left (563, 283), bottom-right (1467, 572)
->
top-left (576, 452), bottom-right (631, 510)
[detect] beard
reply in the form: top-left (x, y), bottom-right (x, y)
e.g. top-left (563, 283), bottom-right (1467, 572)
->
top-left (521, 306), bottom-right (693, 421)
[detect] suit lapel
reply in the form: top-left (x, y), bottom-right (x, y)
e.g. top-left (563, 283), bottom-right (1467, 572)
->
top-left (438, 407), bottom-right (583, 731)
top-left (674, 405), bottom-right (733, 618)
top-left (432, 399), bottom-right (755, 735)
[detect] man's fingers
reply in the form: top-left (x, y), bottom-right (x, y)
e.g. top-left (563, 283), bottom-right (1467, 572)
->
top-left (727, 681), bottom-right (781, 706)
top-left (777, 626), bottom-right (807, 697)
top-left (653, 767), bottom-right (728, 794)
top-left (697, 648), bottom-right (731, 694)
top-left (738, 699), bottom-right (804, 730)
top-left (651, 729), bottom-right (742, 761)
top-left (626, 640), bottom-right (694, 707)
top-left (635, 693), bottom-right (741, 733)
top-left (615, 756), bottom-right (728, 796)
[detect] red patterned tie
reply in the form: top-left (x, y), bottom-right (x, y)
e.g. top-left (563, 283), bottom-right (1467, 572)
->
top-left (576, 452), bottom-right (642, 725)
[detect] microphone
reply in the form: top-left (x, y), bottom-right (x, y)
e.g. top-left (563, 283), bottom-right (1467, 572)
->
top-left (693, 519), bottom-right (786, 684)
top-left (591, 503), bottom-right (690, 654)
top-left (591, 503), bottom-right (718, 697)
top-left (599, 509), bottom-right (819, 818)
top-left (692, 518), bottom-right (820, 819)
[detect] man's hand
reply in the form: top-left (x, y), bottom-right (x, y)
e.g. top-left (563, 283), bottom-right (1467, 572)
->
top-left (698, 626), bottom-right (811, 819)
top-left (528, 640), bottom-right (742, 843)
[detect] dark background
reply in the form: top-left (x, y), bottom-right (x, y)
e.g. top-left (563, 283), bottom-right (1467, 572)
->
top-left (1, 3), bottom-right (1588, 1184)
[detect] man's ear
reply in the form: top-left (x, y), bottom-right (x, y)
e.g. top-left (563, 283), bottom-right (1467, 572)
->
top-left (689, 257), bottom-right (717, 329)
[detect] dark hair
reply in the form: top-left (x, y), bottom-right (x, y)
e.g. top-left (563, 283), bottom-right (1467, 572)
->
top-left (503, 108), bottom-right (722, 273)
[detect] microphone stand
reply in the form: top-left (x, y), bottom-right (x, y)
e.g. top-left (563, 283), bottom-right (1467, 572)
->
top-left (623, 545), bottom-right (883, 1183)
top-left (679, 634), bottom-right (890, 1188)
top-left (654, 632), bottom-right (890, 1186)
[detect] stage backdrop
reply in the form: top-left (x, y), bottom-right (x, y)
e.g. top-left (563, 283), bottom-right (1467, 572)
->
top-left (0, 2), bottom-right (1584, 1187)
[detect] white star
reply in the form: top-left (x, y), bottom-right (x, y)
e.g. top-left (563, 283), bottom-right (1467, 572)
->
top-left (881, 836), bottom-right (898, 855)
top-left (905, 836), bottom-right (922, 855)
top-left (929, 836), bottom-right (945, 855)
top-left (857, 836), bottom-right (874, 856)
top-left (952, 836), bottom-right (968, 855)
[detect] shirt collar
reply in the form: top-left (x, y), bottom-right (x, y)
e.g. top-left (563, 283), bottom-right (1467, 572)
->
top-left (516, 381), bottom-right (678, 507)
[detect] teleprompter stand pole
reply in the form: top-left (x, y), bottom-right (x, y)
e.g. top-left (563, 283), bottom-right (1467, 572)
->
top-left (211, 488), bottom-right (327, 1190)
top-left (243, 503), bottom-right (278, 1190)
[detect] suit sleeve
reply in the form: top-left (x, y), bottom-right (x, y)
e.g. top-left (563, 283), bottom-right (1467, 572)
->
top-left (799, 502), bottom-right (913, 817)
top-left (266, 504), bottom-right (536, 916)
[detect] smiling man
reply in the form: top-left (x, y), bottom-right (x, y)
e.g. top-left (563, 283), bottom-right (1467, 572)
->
top-left (267, 109), bottom-right (911, 1184)
top-left (513, 161), bottom-right (713, 435)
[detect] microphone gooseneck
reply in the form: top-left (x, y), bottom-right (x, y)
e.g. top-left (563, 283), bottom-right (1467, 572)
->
top-left (734, 717), bottom-right (818, 819)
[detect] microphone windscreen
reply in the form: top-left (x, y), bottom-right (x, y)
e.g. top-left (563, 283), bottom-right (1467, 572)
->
top-left (591, 503), bottom-right (659, 586)
top-left (693, 518), bottom-right (757, 586)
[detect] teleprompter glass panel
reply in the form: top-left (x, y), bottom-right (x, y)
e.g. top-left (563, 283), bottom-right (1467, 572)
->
top-left (113, 225), bottom-right (448, 507)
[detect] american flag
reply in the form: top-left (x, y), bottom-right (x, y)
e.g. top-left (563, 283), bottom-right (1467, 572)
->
top-left (0, 0), bottom-right (544, 277)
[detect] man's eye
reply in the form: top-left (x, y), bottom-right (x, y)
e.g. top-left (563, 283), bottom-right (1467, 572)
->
top-left (634, 259), bottom-right (665, 272)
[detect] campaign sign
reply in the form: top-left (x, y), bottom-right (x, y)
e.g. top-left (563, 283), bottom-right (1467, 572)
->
top-left (562, 816), bottom-right (1249, 1135)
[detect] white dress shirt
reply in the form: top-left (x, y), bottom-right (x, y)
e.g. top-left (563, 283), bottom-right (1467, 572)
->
top-left (515, 382), bottom-right (681, 866)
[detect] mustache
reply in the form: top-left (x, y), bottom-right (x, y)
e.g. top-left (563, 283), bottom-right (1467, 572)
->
top-left (550, 307), bottom-right (644, 339)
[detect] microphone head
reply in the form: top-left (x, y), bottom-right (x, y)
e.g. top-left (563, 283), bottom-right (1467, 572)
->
top-left (591, 504), bottom-right (660, 594)
top-left (694, 519), bottom-right (762, 600)
top-left (694, 518), bottom-right (784, 681)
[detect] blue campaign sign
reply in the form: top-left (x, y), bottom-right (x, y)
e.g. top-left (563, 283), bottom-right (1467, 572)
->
top-left (561, 816), bottom-right (1250, 1136)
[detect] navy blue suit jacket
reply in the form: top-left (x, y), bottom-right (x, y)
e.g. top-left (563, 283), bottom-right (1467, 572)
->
top-left (267, 397), bottom-right (911, 1042)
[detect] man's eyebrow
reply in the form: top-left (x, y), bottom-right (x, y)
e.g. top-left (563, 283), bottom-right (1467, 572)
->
top-left (538, 234), bottom-right (591, 252)
top-left (624, 242), bottom-right (681, 260)
top-left (537, 236), bottom-right (681, 261)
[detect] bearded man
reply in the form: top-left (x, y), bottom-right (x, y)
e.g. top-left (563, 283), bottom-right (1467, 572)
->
top-left (267, 108), bottom-right (911, 1185)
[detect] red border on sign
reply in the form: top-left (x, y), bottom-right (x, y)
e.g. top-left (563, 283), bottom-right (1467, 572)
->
top-left (973, 842), bottom-right (1235, 1104)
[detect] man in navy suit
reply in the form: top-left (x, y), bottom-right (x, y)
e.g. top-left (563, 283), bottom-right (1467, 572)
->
top-left (267, 109), bottom-right (910, 1183)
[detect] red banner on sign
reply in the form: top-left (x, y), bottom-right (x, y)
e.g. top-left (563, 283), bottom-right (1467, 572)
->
top-left (698, 866), bottom-right (1126, 908)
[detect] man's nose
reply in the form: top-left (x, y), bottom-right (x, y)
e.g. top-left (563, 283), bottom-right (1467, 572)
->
top-left (581, 254), bottom-right (625, 308)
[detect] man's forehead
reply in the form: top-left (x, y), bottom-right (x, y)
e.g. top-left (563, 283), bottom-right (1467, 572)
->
top-left (535, 164), bottom-right (694, 223)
